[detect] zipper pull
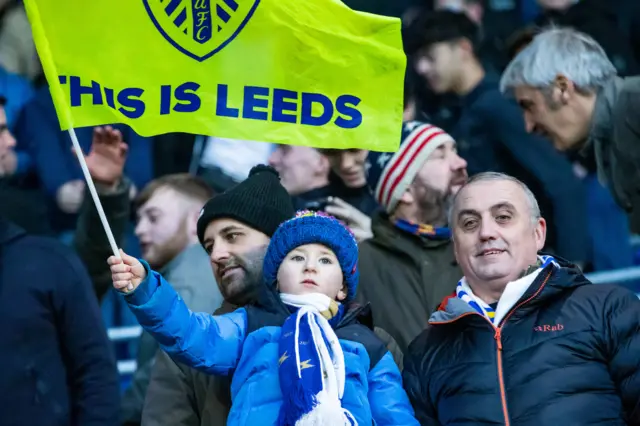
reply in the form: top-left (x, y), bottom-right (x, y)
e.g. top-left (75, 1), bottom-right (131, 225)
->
top-left (494, 328), bottom-right (503, 351)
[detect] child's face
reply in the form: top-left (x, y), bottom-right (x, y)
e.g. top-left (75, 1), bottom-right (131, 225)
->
top-left (277, 243), bottom-right (346, 301)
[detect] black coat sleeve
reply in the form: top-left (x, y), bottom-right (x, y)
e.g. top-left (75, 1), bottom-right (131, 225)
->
top-left (604, 286), bottom-right (640, 424)
top-left (403, 335), bottom-right (441, 426)
top-left (481, 96), bottom-right (589, 263)
top-left (53, 246), bottom-right (121, 426)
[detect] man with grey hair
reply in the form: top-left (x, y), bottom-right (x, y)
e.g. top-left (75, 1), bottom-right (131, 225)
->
top-left (501, 27), bottom-right (640, 218)
top-left (403, 171), bottom-right (640, 425)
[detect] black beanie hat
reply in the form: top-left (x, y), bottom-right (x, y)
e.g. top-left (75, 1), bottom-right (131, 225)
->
top-left (197, 164), bottom-right (295, 244)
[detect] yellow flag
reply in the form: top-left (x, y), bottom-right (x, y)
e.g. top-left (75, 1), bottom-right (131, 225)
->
top-left (24, 0), bottom-right (406, 152)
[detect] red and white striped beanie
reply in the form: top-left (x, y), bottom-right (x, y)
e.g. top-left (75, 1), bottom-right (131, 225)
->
top-left (365, 121), bottom-right (455, 213)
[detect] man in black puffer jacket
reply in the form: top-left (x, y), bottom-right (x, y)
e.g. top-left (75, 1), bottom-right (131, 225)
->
top-left (403, 171), bottom-right (640, 426)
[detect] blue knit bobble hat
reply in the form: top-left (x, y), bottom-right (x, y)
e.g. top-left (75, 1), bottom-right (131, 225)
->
top-left (263, 210), bottom-right (359, 302)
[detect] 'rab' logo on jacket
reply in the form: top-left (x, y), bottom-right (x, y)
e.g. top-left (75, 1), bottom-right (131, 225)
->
top-left (533, 324), bottom-right (564, 332)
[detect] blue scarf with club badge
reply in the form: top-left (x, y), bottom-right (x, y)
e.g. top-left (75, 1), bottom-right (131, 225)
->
top-left (277, 293), bottom-right (357, 426)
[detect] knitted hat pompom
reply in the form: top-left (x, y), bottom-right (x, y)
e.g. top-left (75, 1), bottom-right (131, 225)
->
top-left (263, 210), bottom-right (359, 302)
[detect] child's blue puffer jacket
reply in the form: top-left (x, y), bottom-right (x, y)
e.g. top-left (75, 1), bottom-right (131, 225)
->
top-left (125, 264), bottom-right (418, 425)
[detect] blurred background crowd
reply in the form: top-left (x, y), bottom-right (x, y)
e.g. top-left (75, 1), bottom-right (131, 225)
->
top-left (1, 0), bottom-right (640, 424)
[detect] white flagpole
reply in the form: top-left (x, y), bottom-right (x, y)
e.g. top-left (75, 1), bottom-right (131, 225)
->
top-left (68, 127), bottom-right (134, 292)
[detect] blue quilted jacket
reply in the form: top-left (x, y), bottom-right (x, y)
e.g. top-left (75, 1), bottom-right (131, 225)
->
top-left (124, 263), bottom-right (418, 425)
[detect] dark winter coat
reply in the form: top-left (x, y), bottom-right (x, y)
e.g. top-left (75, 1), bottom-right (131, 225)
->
top-left (357, 212), bottom-right (460, 357)
top-left (0, 218), bottom-right (120, 426)
top-left (403, 258), bottom-right (640, 425)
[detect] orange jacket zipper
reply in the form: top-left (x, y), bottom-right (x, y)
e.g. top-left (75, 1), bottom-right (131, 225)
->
top-left (431, 270), bottom-right (553, 426)
top-left (494, 327), bottom-right (510, 426)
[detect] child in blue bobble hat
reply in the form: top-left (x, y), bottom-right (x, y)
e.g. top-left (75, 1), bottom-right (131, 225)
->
top-left (109, 210), bottom-right (418, 426)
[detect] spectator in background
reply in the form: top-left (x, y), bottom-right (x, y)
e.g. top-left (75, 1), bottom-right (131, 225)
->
top-left (269, 144), bottom-right (376, 242)
top-left (501, 27), bottom-right (640, 233)
top-left (72, 126), bottom-right (222, 424)
top-left (403, 0), bottom-right (511, 133)
top-left (0, 218), bottom-right (120, 424)
top-left (403, 12), bottom-right (464, 132)
top-left (357, 121), bottom-right (466, 357)
top-left (142, 165), bottom-right (294, 426)
top-left (403, 172), bottom-right (640, 425)
top-left (431, 0), bottom-right (508, 71)
top-left (133, 174), bottom-right (217, 310)
top-left (503, 27), bottom-right (633, 273)
top-left (315, 148), bottom-right (380, 242)
top-left (532, 0), bottom-right (639, 76)
top-left (268, 144), bottom-right (331, 209)
top-left (316, 148), bottom-right (378, 215)
top-left (13, 85), bottom-right (153, 233)
top-left (0, 0), bottom-right (41, 80)
top-left (126, 173), bottom-right (221, 425)
top-left (0, 95), bottom-right (51, 234)
top-left (406, 10), bottom-right (589, 265)
top-left (0, 66), bottom-right (34, 178)
top-left (0, 66), bottom-right (33, 130)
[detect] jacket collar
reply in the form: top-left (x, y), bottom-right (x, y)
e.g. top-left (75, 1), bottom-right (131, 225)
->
top-left (252, 277), bottom-right (375, 331)
top-left (430, 256), bottom-right (589, 324)
top-left (584, 76), bottom-right (624, 155)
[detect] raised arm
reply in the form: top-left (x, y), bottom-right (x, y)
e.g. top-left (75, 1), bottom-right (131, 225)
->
top-left (109, 252), bottom-right (244, 375)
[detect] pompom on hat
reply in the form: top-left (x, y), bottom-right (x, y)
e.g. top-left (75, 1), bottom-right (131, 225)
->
top-left (262, 210), bottom-right (359, 302)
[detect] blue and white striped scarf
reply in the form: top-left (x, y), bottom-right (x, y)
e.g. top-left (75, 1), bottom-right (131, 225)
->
top-left (456, 255), bottom-right (558, 323)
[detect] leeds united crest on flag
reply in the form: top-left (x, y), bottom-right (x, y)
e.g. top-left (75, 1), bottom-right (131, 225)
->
top-left (143, 0), bottom-right (259, 61)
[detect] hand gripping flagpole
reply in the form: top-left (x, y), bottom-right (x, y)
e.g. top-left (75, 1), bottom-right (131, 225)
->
top-left (68, 127), bottom-right (134, 292)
